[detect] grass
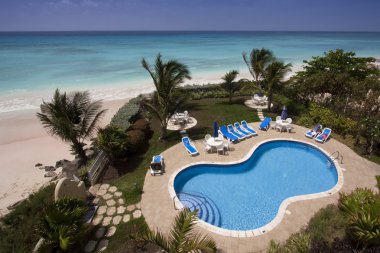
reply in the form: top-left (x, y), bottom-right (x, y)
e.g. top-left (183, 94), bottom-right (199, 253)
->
top-left (0, 184), bottom-right (55, 253)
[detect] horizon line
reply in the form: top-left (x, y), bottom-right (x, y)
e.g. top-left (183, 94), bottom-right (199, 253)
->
top-left (1, 30), bottom-right (380, 33)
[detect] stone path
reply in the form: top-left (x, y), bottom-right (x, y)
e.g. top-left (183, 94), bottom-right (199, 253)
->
top-left (257, 108), bottom-right (264, 121)
top-left (84, 183), bottom-right (141, 252)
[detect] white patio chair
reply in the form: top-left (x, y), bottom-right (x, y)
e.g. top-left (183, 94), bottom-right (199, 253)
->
top-left (205, 134), bottom-right (212, 141)
top-left (203, 141), bottom-right (212, 153)
top-left (286, 118), bottom-right (292, 124)
top-left (217, 145), bottom-right (225, 155)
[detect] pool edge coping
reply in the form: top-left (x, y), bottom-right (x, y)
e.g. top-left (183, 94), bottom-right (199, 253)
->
top-left (167, 137), bottom-right (344, 238)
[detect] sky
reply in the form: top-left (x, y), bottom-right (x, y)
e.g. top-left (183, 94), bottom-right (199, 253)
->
top-left (0, 0), bottom-right (379, 32)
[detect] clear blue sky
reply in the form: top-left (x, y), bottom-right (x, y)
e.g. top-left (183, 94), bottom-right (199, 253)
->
top-left (0, 0), bottom-right (379, 32)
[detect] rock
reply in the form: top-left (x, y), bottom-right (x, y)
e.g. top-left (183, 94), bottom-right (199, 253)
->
top-left (108, 186), bottom-right (117, 193)
top-left (84, 240), bottom-right (97, 253)
top-left (95, 227), bottom-right (106, 239)
top-left (135, 202), bottom-right (141, 209)
top-left (97, 206), bottom-right (107, 215)
top-left (117, 198), bottom-right (124, 205)
top-left (70, 158), bottom-right (82, 170)
top-left (44, 171), bottom-right (57, 178)
top-left (102, 193), bottom-right (113, 200)
top-left (7, 200), bottom-right (22, 210)
top-left (127, 205), bottom-right (135, 212)
top-left (88, 184), bottom-right (100, 196)
top-left (102, 217), bottom-right (112, 226)
top-left (106, 199), bottom-right (116, 206)
top-left (91, 215), bottom-right (103, 226)
top-left (132, 210), bottom-right (142, 219)
top-left (106, 206), bottom-right (116, 216)
top-left (42, 166), bottom-right (56, 172)
top-left (117, 206), bottom-right (126, 214)
top-left (92, 198), bottom-right (100, 205)
top-left (96, 189), bottom-right (107, 196)
top-left (112, 215), bottom-right (122, 225)
top-left (97, 239), bottom-right (108, 251)
top-left (35, 162), bottom-right (43, 167)
top-left (55, 159), bottom-right (70, 168)
top-left (99, 184), bottom-right (110, 191)
top-left (114, 191), bottom-right (122, 197)
top-left (105, 226), bottom-right (116, 237)
top-left (123, 214), bottom-right (131, 223)
top-left (86, 149), bottom-right (96, 159)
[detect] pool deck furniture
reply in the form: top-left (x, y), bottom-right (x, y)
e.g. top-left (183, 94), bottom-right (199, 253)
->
top-left (275, 118), bottom-right (293, 133)
top-left (315, 128), bottom-right (332, 143)
top-left (234, 122), bottom-right (253, 137)
top-left (182, 137), bottom-right (199, 156)
top-left (206, 137), bottom-right (224, 153)
top-left (219, 125), bottom-right (239, 143)
top-left (259, 117), bottom-right (272, 130)
top-left (227, 124), bottom-right (246, 140)
top-left (305, 124), bottom-right (322, 138)
top-left (141, 122), bottom-right (380, 253)
top-left (150, 155), bottom-right (165, 176)
top-left (241, 120), bottom-right (258, 136)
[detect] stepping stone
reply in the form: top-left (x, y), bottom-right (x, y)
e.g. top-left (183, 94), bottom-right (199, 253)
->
top-left (91, 215), bottom-right (103, 226)
top-left (96, 239), bottom-right (109, 252)
top-left (105, 226), bottom-right (116, 237)
top-left (132, 210), bottom-right (142, 219)
top-left (96, 189), bottom-right (107, 196)
top-left (102, 193), bottom-right (113, 200)
top-left (117, 206), bottom-right (126, 214)
top-left (92, 198), bottom-right (100, 205)
top-left (106, 206), bottom-right (116, 216)
top-left (114, 191), bottom-right (122, 197)
top-left (97, 206), bottom-right (107, 215)
top-left (135, 203), bottom-right (141, 209)
top-left (123, 214), bottom-right (131, 223)
top-left (106, 199), bottom-right (116, 206)
top-left (108, 186), bottom-right (117, 193)
top-left (113, 215), bottom-right (122, 225)
top-left (84, 240), bottom-right (97, 253)
top-left (117, 198), bottom-right (124, 205)
top-left (88, 184), bottom-right (100, 196)
top-left (95, 227), bottom-right (106, 239)
top-left (127, 204), bottom-right (135, 212)
top-left (99, 184), bottom-right (110, 191)
top-left (102, 217), bottom-right (112, 226)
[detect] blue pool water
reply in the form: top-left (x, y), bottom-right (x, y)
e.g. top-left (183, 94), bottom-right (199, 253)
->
top-left (174, 140), bottom-right (338, 230)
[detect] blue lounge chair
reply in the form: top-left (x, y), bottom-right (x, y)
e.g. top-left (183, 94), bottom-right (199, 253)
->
top-left (305, 123), bottom-right (322, 138)
top-left (227, 124), bottom-right (246, 140)
top-left (219, 125), bottom-right (239, 142)
top-left (182, 137), bottom-right (199, 156)
top-left (234, 122), bottom-right (253, 137)
top-left (259, 117), bottom-right (271, 130)
top-left (150, 155), bottom-right (165, 176)
top-left (241, 120), bottom-right (258, 136)
top-left (314, 128), bottom-right (332, 143)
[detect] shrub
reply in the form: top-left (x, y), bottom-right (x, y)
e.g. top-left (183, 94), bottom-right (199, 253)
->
top-left (296, 115), bottom-right (315, 128)
top-left (96, 126), bottom-right (128, 162)
top-left (37, 198), bottom-right (88, 252)
top-left (266, 232), bottom-right (311, 253)
top-left (126, 130), bottom-right (147, 154)
top-left (309, 103), bottom-right (357, 137)
top-left (110, 96), bottom-right (142, 131)
top-left (131, 119), bottom-right (151, 136)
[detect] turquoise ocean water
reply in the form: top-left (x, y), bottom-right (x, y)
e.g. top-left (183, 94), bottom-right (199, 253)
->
top-left (0, 31), bottom-right (380, 113)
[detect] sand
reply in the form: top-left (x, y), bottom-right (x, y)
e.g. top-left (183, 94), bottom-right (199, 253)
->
top-left (0, 98), bottom-right (129, 216)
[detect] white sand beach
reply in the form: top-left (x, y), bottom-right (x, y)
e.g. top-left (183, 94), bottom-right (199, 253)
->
top-left (0, 98), bottom-right (129, 216)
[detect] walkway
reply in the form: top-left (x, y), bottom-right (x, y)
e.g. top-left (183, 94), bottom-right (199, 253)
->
top-left (141, 123), bottom-right (380, 253)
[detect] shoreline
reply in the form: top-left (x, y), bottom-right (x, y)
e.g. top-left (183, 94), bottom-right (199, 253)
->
top-left (0, 98), bottom-right (129, 217)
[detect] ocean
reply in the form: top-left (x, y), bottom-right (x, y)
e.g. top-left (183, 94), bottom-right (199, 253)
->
top-left (1, 31), bottom-right (380, 113)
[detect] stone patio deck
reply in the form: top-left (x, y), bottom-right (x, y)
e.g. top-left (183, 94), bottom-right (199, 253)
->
top-left (141, 122), bottom-right (380, 253)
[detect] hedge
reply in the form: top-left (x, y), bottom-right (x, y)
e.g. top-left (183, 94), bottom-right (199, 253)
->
top-left (110, 96), bottom-right (142, 131)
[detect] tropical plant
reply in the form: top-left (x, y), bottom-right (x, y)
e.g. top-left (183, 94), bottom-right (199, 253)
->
top-left (133, 208), bottom-right (217, 253)
top-left (242, 48), bottom-right (275, 88)
top-left (220, 70), bottom-right (240, 103)
top-left (267, 233), bottom-right (311, 253)
top-left (96, 126), bottom-right (128, 162)
top-left (36, 198), bottom-right (88, 252)
top-left (37, 89), bottom-right (106, 163)
top-left (263, 61), bottom-right (292, 111)
top-left (141, 54), bottom-right (191, 139)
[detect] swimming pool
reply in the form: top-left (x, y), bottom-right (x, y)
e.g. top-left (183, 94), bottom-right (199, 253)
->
top-left (173, 140), bottom-right (341, 232)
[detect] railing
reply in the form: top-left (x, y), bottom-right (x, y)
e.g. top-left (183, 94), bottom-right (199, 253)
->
top-left (88, 151), bottom-right (109, 185)
top-left (329, 151), bottom-right (344, 164)
top-left (172, 192), bottom-right (209, 210)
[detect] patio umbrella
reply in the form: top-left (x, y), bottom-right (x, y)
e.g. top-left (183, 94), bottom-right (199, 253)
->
top-left (213, 121), bottom-right (219, 138)
top-left (281, 106), bottom-right (288, 120)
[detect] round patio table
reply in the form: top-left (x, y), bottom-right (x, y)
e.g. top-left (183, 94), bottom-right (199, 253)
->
top-left (206, 138), bottom-right (224, 148)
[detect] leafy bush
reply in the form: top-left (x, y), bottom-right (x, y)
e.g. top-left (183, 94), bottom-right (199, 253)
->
top-left (0, 184), bottom-right (55, 253)
top-left (96, 126), bottom-right (128, 162)
top-left (309, 103), bottom-right (357, 137)
top-left (126, 130), bottom-right (147, 154)
top-left (296, 115), bottom-right (315, 128)
top-left (267, 232), bottom-right (311, 253)
top-left (272, 94), bottom-right (307, 116)
top-left (339, 188), bottom-right (380, 247)
top-left (110, 96), bottom-right (142, 131)
top-left (131, 119), bottom-right (151, 136)
top-left (37, 198), bottom-right (88, 252)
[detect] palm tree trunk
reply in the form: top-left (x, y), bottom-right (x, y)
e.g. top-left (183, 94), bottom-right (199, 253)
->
top-left (160, 122), bottom-right (168, 140)
top-left (71, 139), bottom-right (87, 163)
top-left (267, 93), bottom-right (273, 112)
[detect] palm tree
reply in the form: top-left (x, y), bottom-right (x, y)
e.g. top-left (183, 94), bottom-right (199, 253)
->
top-left (95, 126), bottom-right (128, 163)
top-left (37, 198), bottom-right (88, 252)
top-left (242, 48), bottom-right (274, 88)
top-left (263, 61), bottom-right (292, 112)
top-left (134, 208), bottom-right (217, 253)
top-left (142, 54), bottom-right (191, 139)
top-left (37, 89), bottom-right (106, 163)
top-left (221, 70), bottom-right (240, 103)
